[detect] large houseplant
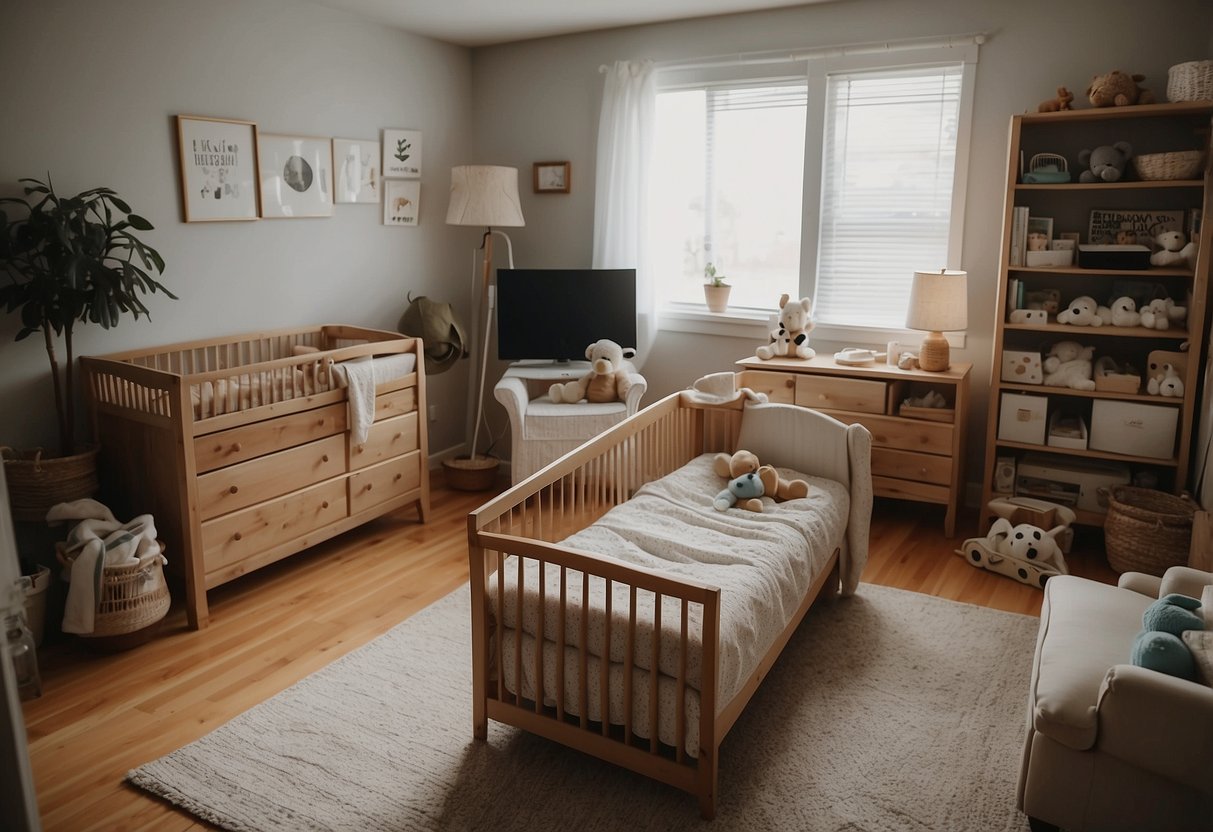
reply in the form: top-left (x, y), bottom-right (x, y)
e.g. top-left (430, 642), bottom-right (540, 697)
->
top-left (0, 177), bottom-right (173, 519)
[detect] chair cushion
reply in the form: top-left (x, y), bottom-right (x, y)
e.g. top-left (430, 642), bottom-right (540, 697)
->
top-left (1032, 575), bottom-right (1153, 750)
top-left (523, 399), bottom-right (629, 440)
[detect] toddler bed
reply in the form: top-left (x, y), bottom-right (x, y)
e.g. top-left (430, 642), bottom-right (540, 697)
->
top-left (468, 393), bottom-right (872, 817)
top-left (82, 325), bottom-right (430, 629)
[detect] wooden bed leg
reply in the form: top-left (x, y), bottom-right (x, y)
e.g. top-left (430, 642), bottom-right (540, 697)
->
top-left (697, 748), bottom-right (718, 820)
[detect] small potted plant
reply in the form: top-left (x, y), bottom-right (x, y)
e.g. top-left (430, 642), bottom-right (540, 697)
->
top-left (0, 176), bottom-right (174, 520)
top-left (703, 262), bottom-right (731, 312)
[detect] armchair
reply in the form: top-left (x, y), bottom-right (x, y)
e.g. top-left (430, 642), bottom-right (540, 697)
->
top-left (1018, 566), bottom-right (1213, 831)
top-left (494, 369), bottom-right (646, 485)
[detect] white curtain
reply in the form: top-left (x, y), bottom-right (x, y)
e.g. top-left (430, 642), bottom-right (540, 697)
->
top-left (593, 60), bottom-right (657, 368)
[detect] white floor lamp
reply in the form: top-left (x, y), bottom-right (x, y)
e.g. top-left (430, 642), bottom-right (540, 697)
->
top-left (443, 165), bottom-right (525, 490)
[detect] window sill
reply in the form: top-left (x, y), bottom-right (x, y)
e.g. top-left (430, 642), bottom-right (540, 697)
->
top-left (659, 304), bottom-right (966, 348)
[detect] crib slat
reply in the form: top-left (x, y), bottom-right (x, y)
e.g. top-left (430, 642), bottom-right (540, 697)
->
top-left (677, 597), bottom-right (688, 764)
top-left (556, 566), bottom-right (566, 721)
top-left (535, 560), bottom-right (545, 715)
top-left (515, 554), bottom-right (524, 707)
top-left (578, 570), bottom-right (589, 729)
top-left (650, 591), bottom-right (661, 754)
top-left (624, 585), bottom-right (636, 745)
top-left (600, 578), bottom-right (611, 736)
top-left (496, 550), bottom-right (505, 703)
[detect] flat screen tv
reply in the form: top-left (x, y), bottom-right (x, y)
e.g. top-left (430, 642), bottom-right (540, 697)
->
top-left (496, 268), bottom-right (637, 361)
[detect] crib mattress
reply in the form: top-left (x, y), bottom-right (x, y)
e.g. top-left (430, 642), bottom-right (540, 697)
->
top-left (493, 453), bottom-right (849, 740)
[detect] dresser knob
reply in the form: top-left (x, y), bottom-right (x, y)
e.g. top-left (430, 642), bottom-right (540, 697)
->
top-left (321, 501), bottom-right (329, 509)
top-left (394, 473), bottom-right (402, 481)
top-left (229, 485), bottom-right (239, 494)
top-left (322, 454), bottom-right (330, 463)
top-left (785, 379), bottom-right (794, 388)
top-left (394, 432), bottom-right (402, 441)
top-left (233, 531), bottom-right (242, 541)
top-left (365, 483), bottom-right (373, 491)
top-left (231, 442), bottom-right (242, 453)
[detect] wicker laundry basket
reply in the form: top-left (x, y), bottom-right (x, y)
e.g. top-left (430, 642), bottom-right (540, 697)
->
top-left (2, 446), bottom-right (99, 522)
top-left (1103, 486), bottom-right (1195, 576)
top-left (1167, 60), bottom-right (1213, 102)
top-left (56, 542), bottom-right (170, 640)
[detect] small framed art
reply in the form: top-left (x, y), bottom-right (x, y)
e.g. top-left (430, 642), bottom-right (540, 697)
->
top-left (384, 180), bottom-right (420, 226)
top-left (258, 133), bottom-right (333, 218)
top-left (533, 161), bottom-right (570, 193)
top-left (176, 114), bottom-right (260, 222)
top-left (333, 138), bottom-right (380, 204)
top-left (383, 129), bottom-right (422, 178)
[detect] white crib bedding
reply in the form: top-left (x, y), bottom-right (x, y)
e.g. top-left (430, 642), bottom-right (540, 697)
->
top-left (493, 453), bottom-right (850, 731)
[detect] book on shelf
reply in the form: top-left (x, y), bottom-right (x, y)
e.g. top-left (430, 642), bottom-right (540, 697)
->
top-left (1010, 205), bottom-right (1029, 266)
top-left (1007, 278), bottom-right (1020, 315)
top-left (1188, 208), bottom-right (1203, 245)
top-left (1088, 209), bottom-right (1184, 249)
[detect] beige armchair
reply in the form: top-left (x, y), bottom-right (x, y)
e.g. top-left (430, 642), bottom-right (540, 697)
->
top-left (1018, 566), bottom-right (1213, 831)
top-left (494, 371), bottom-right (646, 485)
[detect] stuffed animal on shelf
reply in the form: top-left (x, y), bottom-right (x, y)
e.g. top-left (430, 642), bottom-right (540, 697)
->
top-left (1043, 341), bottom-right (1096, 391)
top-left (1078, 142), bottom-right (1133, 183)
top-left (1130, 593), bottom-right (1203, 682)
top-left (549, 339), bottom-right (637, 404)
top-left (1086, 70), bottom-right (1156, 108)
top-left (1147, 362), bottom-right (1185, 397)
top-left (1139, 298), bottom-right (1172, 330)
top-left (1150, 230), bottom-right (1199, 269)
top-left (1037, 86), bottom-right (1074, 113)
top-left (713, 450), bottom-right (810, 504)
top-left (1056, 296), bottom-right (1110, 327)
top-left (1108, 296), bottom-right (1141, 327)
top-left (714, 471), bottom-right (767, 513)
top-left (756, 293), bottom-right (815, 360)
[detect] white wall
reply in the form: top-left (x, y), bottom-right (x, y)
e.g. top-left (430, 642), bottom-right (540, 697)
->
top-left (0, 0), bottom-right (475, 457)
top-left (470, 0), bottom-right (1213, 489)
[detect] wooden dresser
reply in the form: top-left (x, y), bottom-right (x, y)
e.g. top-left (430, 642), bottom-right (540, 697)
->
top-left (736, 355), bottom-right (971, 537)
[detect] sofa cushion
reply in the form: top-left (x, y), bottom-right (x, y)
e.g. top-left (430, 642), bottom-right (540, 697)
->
top-left (1031, 575), bottom-right (1152, 750)
top-left (523, 400), bottom-right (628, 440)
top-left (1183, 630), bottom-right (1213, 687)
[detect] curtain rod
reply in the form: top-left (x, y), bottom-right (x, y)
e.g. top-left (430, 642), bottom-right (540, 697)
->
top-left (598, 32), bottom-right (987, 73)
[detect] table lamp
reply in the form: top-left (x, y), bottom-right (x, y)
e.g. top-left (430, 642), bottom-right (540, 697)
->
top-left (444, 165), bottom-right (524, 489)
top-left (906, 269), bottom-right (967, 372)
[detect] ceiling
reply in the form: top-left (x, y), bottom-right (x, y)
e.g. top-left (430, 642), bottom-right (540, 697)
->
top-left (310, 0), bottom-right (836, 47)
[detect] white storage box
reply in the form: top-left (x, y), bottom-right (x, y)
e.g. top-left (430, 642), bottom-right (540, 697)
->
top-left (999, 393), bottom-right (1048, 445)
top-left (1001, 351), bottom-right (1043, 384)
top-left (1015, 454), bottom-right (1130, 514)
top-left (1089, 399), bottom-right (1179, 459)
top-left (1047, 412), bottom-right (1088, 449)
top-left (1025, 249), bottom-right (1073, 268)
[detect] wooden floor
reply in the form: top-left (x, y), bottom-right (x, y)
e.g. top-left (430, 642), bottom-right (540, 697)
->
top-left (20, 482), bottom-right (1119, 831)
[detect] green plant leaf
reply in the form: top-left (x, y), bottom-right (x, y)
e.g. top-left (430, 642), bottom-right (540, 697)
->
top-left (126, 214), bottom-right (152, 231)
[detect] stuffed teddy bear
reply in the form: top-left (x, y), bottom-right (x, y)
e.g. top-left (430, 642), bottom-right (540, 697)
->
top-left (1139, 298), bottom-right (1172, 330)
top-left (1056, 296), bottom-right (1110, 327)
top-left (1147, 362), bottom-right (1185, 397)
top-left (1086, 70), bottom-right (1156, 108)
top-left (1130, 593), bottom-right (1203, 682)
top-left (1036, 86), bottom-right (1073, 113)
top-left (1078, 142), bottom-right (1133, 183)
top-left (714, 471), bottom-right (766, 513)
top-left (756, 294), bottom-right (815, 360)
top-left (1150, 230), bottom-right (1198, 269)
top-left (1107, 296), bottom-right (1141, 327)
top-left (713, 450), bottom-right (810, 503)
top-left (1043, 341), bottom-right (1096, 390)
top-left (549, 339), bottom-right (637, 404)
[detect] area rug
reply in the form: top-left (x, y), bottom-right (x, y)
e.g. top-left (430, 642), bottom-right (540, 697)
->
top-left (129, 583), bottom-right (1038, 831)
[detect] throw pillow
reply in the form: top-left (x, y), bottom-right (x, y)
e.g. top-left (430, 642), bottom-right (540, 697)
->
top-left (1181, 630), bottom-right (1213, 687)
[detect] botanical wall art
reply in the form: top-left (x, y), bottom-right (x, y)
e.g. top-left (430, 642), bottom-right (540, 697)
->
top-left (382, 129), bottom-right (422, 178)
top-left (176, 115), bottom-right (260, 221)
top-left (257, 134), bottom-right (334, 218)
top-left (333, 138), bottom-right (380, 204)
top-left (533, 161), bottom-right (571, 193)
top-left (383, 179), bottom-right (420, 226)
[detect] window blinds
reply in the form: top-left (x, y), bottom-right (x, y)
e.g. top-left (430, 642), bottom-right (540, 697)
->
top-left (815, 65), bottom-right (963, 328)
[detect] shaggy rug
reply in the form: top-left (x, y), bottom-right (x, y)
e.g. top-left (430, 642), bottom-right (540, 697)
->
top-left (129, 583), bottom-right (1038, 831)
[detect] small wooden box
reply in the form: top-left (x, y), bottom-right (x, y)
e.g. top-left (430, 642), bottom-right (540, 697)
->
top-left (1093, 372), bottom-right (1141, 394)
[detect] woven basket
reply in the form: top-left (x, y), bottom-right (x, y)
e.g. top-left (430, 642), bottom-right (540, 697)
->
top-left (1133, 150), bottom-right (1206, 181)
top-left (57, 542), bottom-right (170, 638)
top-left (1167, 60), bottom-right (1213, 102)
top-left (1103, 486), bottom-right (1194, 576)
top-left (1, 446), bottom-right (99, 522)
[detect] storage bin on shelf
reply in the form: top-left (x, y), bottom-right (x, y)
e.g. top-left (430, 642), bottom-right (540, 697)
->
top-left (1133, 150), bottom-right (1206, 181)
top-left (1167, 60), bottom-right (1213, 103)
top-left (56, 542), bottom-right (170, 640)
top-left (1102, 486), bottom-right (1194, 576)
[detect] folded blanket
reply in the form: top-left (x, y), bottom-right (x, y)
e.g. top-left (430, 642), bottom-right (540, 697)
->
top-left (48, 499), bottom-right (162, 635)
top-left (330, 353), bottom-right (416, 445)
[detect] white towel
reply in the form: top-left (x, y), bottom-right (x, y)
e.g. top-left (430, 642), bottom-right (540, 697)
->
top-left (330, 353), bottom-right (417, 445)
top-left (48, 499), bottom-right (161, 635)
top-left (679, 371), bottom-right (768, 406)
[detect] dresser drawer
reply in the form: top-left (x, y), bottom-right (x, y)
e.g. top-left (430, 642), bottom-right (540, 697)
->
top-left (349, 450), bottom-right (422, 515)
top-left (736, 370), bottom-right (796, 404)
top-left (349, 412), bottom-right (419, 470)
top-left (201, 478), bottom-right (348, 575)
top-left (871, 448), bottom-right (951, 486)
top-left (375, 385), bottom-right (417, 421)
top-left (194, 403), bottom-right (347, 474)
top-left (796, 376), bottom-right (886, 414)
top-left (821, 410), bottom-right (953, 456)
top-left (197, 434), bottom-right (347, 520)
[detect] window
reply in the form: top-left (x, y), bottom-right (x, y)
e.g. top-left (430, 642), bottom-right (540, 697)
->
top-left (651, 44), bottom-right (976, 336)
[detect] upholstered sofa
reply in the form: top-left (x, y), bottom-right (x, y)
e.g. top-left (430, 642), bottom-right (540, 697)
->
top-left (1017, 566), bottom-right (1213, 831)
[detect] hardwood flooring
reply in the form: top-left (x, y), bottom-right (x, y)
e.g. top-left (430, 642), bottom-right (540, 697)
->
top-left (20, 483), bottom-right (1119, 830)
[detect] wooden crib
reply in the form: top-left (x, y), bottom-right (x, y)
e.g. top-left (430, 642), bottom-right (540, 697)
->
top-left (82, 324), bottom-right (429, 629)
top-left (468, 392), bottom-right (872, 817)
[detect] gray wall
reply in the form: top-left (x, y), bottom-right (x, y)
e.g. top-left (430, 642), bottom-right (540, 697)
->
top-left (0, 0), bottom-right (475, 458)
top-left (470, 0), bottom-right (1213, 493)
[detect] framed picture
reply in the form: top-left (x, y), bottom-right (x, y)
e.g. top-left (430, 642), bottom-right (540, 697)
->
top-left (333, 138), bottom-right (380, 204)
top-left (383, 180), bottom-right (420, 226)
top-left (533, 161), bottom-right (570, 194)
top-left (1089, 208), bottom-right (1184, 249)
top-left (176, 115), bottom-right (259, 222)
top-left (1026, 216), bottom-right (1053, 252)
top-left (257, 134), bottom-right (333, 218)
top-left (382, 129), bottom-right (422, 178)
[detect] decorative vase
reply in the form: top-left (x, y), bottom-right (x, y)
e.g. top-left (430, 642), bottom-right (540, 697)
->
top-left (1, 445), bottom-right (99, 522)
top-left (442, 454), bottom-right (500, 492)
top-left (704, 284), bottom-right (731, 313)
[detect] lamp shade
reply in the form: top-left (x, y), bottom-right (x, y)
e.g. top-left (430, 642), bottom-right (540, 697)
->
top-left (445, 165), bottom-right (525, 227)
top-left (906, 269), bottom-right (968, 332)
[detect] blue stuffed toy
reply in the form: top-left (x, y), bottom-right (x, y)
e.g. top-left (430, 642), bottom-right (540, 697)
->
top-left (714, 471), bottom-right (765, 513)
top-left (1130, 593), bottom-right (1204, 682)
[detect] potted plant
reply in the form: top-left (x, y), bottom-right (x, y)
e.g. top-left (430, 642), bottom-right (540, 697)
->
top-left (703, 262), bottom-right (731, 312)
top-left (0, 176), bottom-right (174, 520)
